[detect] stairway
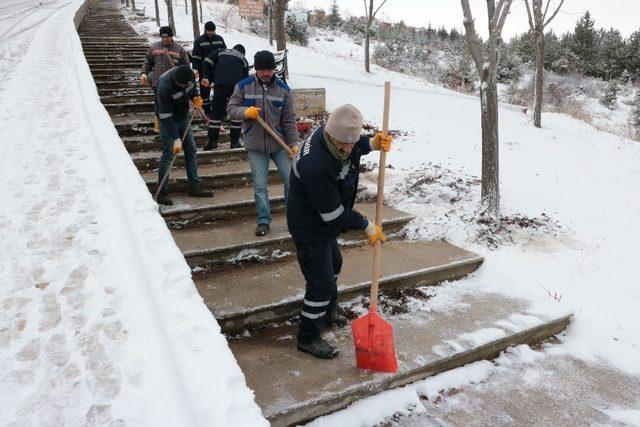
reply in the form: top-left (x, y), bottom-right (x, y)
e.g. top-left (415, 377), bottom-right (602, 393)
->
top-left (77, 3), bottom-right (572, 425)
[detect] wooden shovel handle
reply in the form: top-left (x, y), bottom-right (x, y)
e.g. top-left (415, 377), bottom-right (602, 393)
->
top-left (369, 82), bottom-right (391, 313)
top-left (255, 115), bottom-right (294, 157)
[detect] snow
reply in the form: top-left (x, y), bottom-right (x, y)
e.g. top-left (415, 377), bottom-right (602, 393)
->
top-left (0, 0), bottom-right (265, 425)
top-left (2, 0), bottom-right (640, 424)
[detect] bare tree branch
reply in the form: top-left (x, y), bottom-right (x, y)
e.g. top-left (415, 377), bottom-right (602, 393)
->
top-left (495, 0), bottom-right (512, 35)
top-left (543, 0), bottom-right (565, 27)
top-left (541, 0), bottom-right (551, 22)
top-left (461, 0), bottom-right (485, 74)
top-left (372, 0), bottom-right (389, 19)
top-left (524, 0), bottom-right (534, 30)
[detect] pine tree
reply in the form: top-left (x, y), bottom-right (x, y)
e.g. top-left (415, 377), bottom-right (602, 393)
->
top-left (544, 31), bottom-right (563, 69)
top-left (570, 11), bottom-right (599, 76)
top-left (327, 0), bottom-right (342, 30)
top-left (631, 91), bottom-right (640, 136)
top-left (624, 30), bottom-right (640, 82)
top-left (600, 80), bottom-right (619, 110)
top-left (598, 28), bottom-right (625, 79)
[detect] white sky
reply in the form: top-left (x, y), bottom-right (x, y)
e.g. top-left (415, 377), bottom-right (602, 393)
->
top-left (295, 0), bottom-right (640, 40)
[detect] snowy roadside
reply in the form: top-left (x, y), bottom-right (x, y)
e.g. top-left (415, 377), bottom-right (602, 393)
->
top-left (0, 0), bottom-right (265, 425)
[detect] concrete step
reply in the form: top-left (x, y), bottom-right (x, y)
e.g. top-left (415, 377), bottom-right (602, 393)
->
top-left (112, 112), bottom-right (206, 136)
top-left (91, 69), bottom-right (138, 79)
top-left (79, 36), bottom-right (147, 41)
top-left (131, 143), bottom-right (246, 170)
top-left (106, 101), bottom-right (154, 114)
top-left (95, 80), bottom-right (139, 90)
top-left (85, 55), bottom-right (146, 61)
top-left (141, 160), bottom-right (278, 194)
top-left (88, 61), bottom-right (141, 68)
top-left (100, 93), bottom-right (154, 104)
top-left (173, 203), bottom-right (414, 268)
top-left (161, 182), bottom-right (284, 227)
top-left (197, 240), bottom-right (484, 333)
top-left (82, 48), bottom-right (148, 55)
top-left (98, 87), bottom-right (153, 98)
top-left (121, 132), bottom-right (222, 153)
top-left (230, 290), bottom-right (572, 426)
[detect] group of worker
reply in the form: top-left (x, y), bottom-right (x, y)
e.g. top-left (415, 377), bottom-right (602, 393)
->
top-left (139, 23), bottom-right (392, 359)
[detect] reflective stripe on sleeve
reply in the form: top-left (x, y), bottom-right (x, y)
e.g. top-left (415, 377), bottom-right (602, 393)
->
top-left (159, 112), bottom-right (173, 119)
top-left (319, 205), bottom-right (344, 222)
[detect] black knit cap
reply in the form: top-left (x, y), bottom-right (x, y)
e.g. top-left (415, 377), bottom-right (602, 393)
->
top-left (173, 65), bottom-right (194, 85)
top-left (253, 51), bottom-right (276, 70)
top-left (159, 26), bottom-right (173, 37)
top-left (233, 44), bottom-right (246, 55)
top-left (205, 21), bottom-right (216, 31)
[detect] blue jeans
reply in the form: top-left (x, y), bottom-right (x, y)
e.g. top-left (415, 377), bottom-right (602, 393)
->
top-left (158, 115), bottom-right (199, 193)
top-left (247, 148), bottom-right (291, 225)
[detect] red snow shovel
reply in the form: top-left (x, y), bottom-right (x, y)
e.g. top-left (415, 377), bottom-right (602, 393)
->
top-left (352, 81), bottom-right (398, 373)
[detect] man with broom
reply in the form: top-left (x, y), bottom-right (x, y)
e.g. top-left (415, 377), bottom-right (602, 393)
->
top-left (286, 104), bottom-right (393, 359)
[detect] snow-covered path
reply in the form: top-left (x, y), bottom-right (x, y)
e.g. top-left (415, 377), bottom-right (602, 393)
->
top-left (0, 1), bottom-right (265, 424)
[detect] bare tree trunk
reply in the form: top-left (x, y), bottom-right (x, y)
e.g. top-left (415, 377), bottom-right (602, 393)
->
top-left (125, 0), bottom-right (129, 7)
top-left (364, 21), bottom-right (371, 72)
top-left (533, 31), bottom-right (544, 127)
top-left (274, 0), bottom-right (287, 51)
top-left (184, 0), bottom-right (187, 15)
top-left (167, 0), bottom-right (176, 36)
top-left (268, 0), bottom-right (274, 46)
top-left (154, 0), bottom-right (160, 26)
top-left (131, 0), bottom-right (135, 10)
top-left (191, 0), bottom-right (199, 39)
top-left (199, 0), bottom-right (202, 23)
top-left (480, 80), bottom-right (500, 213)
top-left (525, 0), bottom-right (565, 128)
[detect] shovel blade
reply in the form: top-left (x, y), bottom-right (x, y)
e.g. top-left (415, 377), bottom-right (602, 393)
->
top-left (351, 311), bottom-right (398, 373)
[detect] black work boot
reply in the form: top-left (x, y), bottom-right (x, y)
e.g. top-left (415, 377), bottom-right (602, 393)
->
top-left (297, 337), bottom-right (339, 359)
top-left (204, 138), bottom-right (218, 151)
top-left (255, 223), bottom-right (270, 236)
top-left (157, 192), bottom-right (173, 206)
top-left (326, 308), bottom-right (348, 328)
top-left (230, 139), bottom-right (243, 149)
top-left (188, 185), bottom-right (214, 197)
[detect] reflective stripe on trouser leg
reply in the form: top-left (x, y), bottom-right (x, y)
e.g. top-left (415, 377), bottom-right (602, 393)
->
top-left (294, 237), bottom-right (342, 344)
top-left (208, 120), bottom-right (221, 142)
top-left (230, 119), bottom-right (242, 142)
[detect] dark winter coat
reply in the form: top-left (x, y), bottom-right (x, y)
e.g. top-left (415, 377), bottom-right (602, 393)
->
top-left (141, 40), bottom-right (190, 88)
top-left (156, 67), bottom-right (198, 140)
top-left (202, 48), bottom-right (249, 87)
top-left (227, 76), bottom-right (299, 153)
top-left (287, 126), bottom-right (372, 243)
top-left (191, 33), bottom-right (226, 72)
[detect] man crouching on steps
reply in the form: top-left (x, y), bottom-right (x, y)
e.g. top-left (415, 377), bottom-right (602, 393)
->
top-left (156, 65), bottom-right (213, 205)
top-left (286, 104), bottom-right (393, 359)
top-left (227, 51), bottom-right (299, 237)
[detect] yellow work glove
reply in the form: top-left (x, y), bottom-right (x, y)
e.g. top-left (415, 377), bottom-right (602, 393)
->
top-left (288, 145), bottom-right (299, 159)
top-left (245, 106), bottom-right (261, 120)
top-left (371, 132), bottom-right (393, 152)
top-left (140, 73), bottom-right (148, 86)
top-left (201, 78), bottom-right (210, 88)
top-left (173, 138), bottom-right (183, 154)
top-left (192, 96), bottom-right (203, 109)
top-left (364, 221), bottom-right (385, 246)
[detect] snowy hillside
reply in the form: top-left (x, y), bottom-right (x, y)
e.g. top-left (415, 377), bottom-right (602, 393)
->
top-left (1, 0), bottom-right (639, 425)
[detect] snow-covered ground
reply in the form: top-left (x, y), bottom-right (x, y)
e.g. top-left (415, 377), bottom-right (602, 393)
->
top-left (0, 0), bottom-right (265, 425)
top-left (2, 0), bottom-right (640, 424)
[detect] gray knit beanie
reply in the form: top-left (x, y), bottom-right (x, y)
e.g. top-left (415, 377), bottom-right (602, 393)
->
top-left (324, 104), bottom-right (363, 144)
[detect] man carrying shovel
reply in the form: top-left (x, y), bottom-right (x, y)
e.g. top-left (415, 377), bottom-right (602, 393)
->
top-left (286, 104), bottom-right (392, 359)
top-left (227, 50), bottom-right (299, 237)
top-left (156, 65), bottom-right (213, 205)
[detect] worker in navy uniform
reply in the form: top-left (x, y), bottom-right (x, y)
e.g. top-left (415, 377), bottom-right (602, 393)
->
top-left (200, 44), bottom-right (249, 150)
top-left (156, 65), bottom-right (214, 206)
top-left (286, 104), bottom-right (393, 359)
top-left (191, 21), bottom-right (226, 114)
